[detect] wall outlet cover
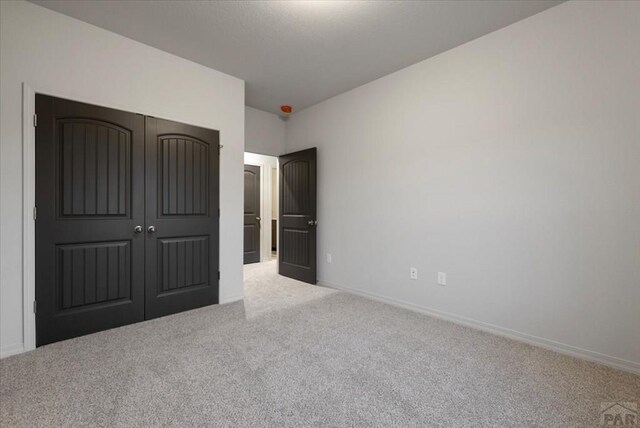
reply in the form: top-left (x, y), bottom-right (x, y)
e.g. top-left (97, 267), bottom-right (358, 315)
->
top-left (438, 272), bottom-right (447, 285)
top-left (410, 267), bottom-right (418, 280)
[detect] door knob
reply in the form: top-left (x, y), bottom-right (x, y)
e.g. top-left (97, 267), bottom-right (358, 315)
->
top-left (308, 220), bottom-right (317, 226)
top-left (256, 217), bottom-right (261, 221)
top-left (134, 225), bottom-right (143, 234)
top-left (148, 226), bottom-right (156, 233)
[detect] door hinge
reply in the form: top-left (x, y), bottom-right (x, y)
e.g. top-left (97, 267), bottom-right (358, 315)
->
top-left (33, 114), bottom-right (37, 127)
top-left (33, 206), bottom-right (37, 221)
top-left (33, 301), bottom-right (37, 314)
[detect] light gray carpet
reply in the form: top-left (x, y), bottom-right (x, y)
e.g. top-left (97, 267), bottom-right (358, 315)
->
top-left (1, 260), bottom-right (638, 427)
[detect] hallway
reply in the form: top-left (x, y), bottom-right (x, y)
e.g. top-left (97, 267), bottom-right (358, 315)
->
top-left (243, 259), bottom-right (336, 318)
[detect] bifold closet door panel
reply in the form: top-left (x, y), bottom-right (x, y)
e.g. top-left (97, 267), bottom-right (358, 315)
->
top-left (35, 94), bottom-right (146, 346)
top-left (144, 117), bottom-right (220, 319)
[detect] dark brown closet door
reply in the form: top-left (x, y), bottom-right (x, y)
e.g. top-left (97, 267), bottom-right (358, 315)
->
top-left (35, 95), bottom-right (145, 346)
top-left (279, 147), bottom-right (317, 284)
top-left (244, 164), bottom-right (261, 264)
top-left (144, 117), bottom-right (219, 319)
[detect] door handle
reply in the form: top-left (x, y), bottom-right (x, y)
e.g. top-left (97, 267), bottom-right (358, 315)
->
top-left (256, 217), bottom-right (261, 221)
top-left (148, 226), bottom-right (156, 233)
top-left (308, 220), bottom-right (318, 226)
top-left (134, 225), bottom-right (143, 234)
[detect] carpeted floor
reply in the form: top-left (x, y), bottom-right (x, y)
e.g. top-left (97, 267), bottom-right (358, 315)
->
top-left (1, 260), bottom-right (638, 427)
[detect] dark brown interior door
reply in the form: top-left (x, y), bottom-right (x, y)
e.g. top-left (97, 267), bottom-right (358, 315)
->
top-left (35, 95), bottom-right (145, 346)
top-left (144, 117), bottom-right (219, 320)
top-left (36, 95), bottom-right (221, 345)
top-left (278, 148), bottom-right (317, 284)
top-left (244, 164), bottom-right (261, 264)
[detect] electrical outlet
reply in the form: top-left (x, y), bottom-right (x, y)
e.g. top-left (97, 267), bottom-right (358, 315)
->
top-left (410, 267), bottom-right (418, 280)
top-left (438, 272), bottom-right (447, 285)
top-left (326, 253), bottom-right (332, 264)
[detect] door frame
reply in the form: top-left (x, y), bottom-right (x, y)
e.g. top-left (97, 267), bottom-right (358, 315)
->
top-left (21, 82), bottom-right (223, 353)
top-left (22, 83), bottom-right (37, 353)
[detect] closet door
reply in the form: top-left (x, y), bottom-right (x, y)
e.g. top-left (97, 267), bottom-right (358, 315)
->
top-left (35, 95), bottom-right (145, 346)
top-left (144, 117), bottom-right (220, 319)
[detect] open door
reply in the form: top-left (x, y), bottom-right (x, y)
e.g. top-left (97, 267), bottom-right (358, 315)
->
top-left (278, 148), bottom-right (317, 284)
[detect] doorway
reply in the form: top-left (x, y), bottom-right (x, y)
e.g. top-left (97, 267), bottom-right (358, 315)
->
top-left (243, 152), bottom-right (279, 264)
top-left (243, 148), bottom-right (317, 285)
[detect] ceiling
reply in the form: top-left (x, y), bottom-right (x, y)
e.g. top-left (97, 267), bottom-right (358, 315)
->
top-left (31, 0), bottom-right (562, 114)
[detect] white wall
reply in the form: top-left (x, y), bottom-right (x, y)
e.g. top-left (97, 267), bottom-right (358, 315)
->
top-left (245, 106), bottom-right (286, 156)
top-left (0, 0), bottom-right (245, 357)
top-left (285, 1), bottom-right (640, 370)
top-left (244, 152), bottom-right (278, 262)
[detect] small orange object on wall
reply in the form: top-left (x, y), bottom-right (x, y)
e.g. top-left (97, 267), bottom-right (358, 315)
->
top-left (280, 105), bottom-right (292, 114)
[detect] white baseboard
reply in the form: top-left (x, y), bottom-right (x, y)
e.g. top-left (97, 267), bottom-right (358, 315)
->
top-left (4, 285), bottom-right (636, 375)
top-left (0, 343), bottom-right (25, 359)
top-left (319, 279), bottom-right (640, 375)
top-left (219, 295), bottom-right (244, 305)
